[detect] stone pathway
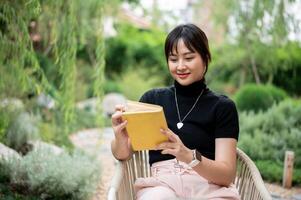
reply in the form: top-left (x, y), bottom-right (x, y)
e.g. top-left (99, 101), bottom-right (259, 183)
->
top-left (266, 183), bottom-right (301, 200)
top-left (70, 127), bottom-right (301, 200)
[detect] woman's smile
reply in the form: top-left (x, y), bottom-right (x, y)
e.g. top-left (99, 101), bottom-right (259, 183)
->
top-left (177, 72), bottom-right (190, 79)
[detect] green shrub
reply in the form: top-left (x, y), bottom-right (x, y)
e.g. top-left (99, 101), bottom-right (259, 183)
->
top-left (255, 160), bottom-right (301, 185)
top-left (0, 146), bottom-right (101, 199)
top-left (239, 100), bottom-right (301, 163)
top-left (87, 78), bottom-right (122, 97)
top-left (0, 109), bottom-right (10, 143)
top-left (209, 42), bottom-right (301, 96)
top-left (294, 168), bottom-right (301, 185)
top-left (235, 84), bottom-right (287, 112)
top-left (265, 84), bottom-right (288, 103)
top-left (34, 108), bottom-right (74, 150)
top-left (238, 99), bottom-right (301, 184)
top-left (255, 160), bottom-right (283, 183)
top-left (35, 106), bottom-right (99, 149)
top-left (39, 122), bottom-right (56, 143)
top-left (119, 68), bottom-right (164, 101)
top-left (235, 84), bottom-right (273, 112)
top-left (71, 108), bottom-right (98, 131)
top-left (6, 112), bottom-right (40, 153)
top-left (0, 102), bottom-right (24, 143)
top-left (207, 81), bottom-right (237, 96)
top-left (103, 79), bottom-right (122, 94)
top-left (105, 23), bottom-right (169, 83)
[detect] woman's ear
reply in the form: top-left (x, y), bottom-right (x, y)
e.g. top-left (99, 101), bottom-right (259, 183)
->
top-left (203, 66), bottom-right (207, 76)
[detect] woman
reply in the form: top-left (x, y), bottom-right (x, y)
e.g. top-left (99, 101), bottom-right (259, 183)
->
top-left (111, 24), bottom-right (240, 200)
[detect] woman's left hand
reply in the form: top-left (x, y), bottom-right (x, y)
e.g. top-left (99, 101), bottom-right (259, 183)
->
top-left (156, 128), bottom-right (193, 164)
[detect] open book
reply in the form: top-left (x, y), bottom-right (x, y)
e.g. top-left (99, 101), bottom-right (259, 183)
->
top-left (121, 101), bottom-right (168, 151)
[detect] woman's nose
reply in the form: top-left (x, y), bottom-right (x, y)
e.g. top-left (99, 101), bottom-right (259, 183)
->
top-left (177, 60), bottom-right (187, 70)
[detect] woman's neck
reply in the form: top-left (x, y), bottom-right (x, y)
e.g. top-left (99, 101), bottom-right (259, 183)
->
top-left (174, 79), bottom-right (207, 97)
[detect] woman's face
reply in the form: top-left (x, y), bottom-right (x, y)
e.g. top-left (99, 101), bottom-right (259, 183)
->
top-left (168, 39), bottom-right (206, 86)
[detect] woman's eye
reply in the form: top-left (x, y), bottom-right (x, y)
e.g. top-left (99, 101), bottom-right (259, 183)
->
top-left (169, 58), bottom-right (178, 62)
top-left (185, 57), bottom-right (194, 61)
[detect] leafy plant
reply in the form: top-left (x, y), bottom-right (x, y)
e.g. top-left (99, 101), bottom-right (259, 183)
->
top-left (118, 67), bottom-right (165, 101)
top-left (238, 99), bottom-right (301, 185)
top-left (0, 0), bottom-right (106, 141)
top-left (0, 146), bottom-right (101, 199)
top-left (6, 112), bottom-right (39, 154)
top-left (0, 102), bottom-right (24, 143)
top-left (105, 23), bottom-right (169, 83)
top-left (255, 160), bottom-right (301, 185)
top-left (234, 84), bottom-right (287, 112)
top-left (265, 84), bottom-right (288, 103)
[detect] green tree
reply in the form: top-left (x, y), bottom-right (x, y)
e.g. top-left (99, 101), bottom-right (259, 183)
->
top-left (207, 0), bottom-right (300, 86)
top-left (105, 23), bottom-right (169, 83)
top-left (0, 0), bottom-right (106, 144)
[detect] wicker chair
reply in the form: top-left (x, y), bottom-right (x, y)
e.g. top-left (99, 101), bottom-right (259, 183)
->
top-left (108, 148), bottom-right (272, 200)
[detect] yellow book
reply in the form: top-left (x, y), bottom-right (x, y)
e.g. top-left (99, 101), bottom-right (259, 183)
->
top-left (121, 100), bottom-right (169, 151)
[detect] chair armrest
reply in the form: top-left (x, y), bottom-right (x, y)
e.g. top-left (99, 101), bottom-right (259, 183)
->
top-left (236, 148), bottom-right (272, 200)
top-left (107, 160), bottom-right (123, 200)
top-left (107, 151), bottom-right (149, 200)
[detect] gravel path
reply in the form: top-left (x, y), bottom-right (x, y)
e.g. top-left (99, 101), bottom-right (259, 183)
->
top-left (70, 128), bottom-right (301, 200)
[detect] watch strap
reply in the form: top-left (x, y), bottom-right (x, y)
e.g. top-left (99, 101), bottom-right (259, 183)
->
top-left (187, 149), bottom-right (201, 168)
top-left (195, 150), bottom-right (202, 162)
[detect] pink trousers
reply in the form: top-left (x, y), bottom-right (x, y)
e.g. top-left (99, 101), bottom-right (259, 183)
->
top-left (134, 159), bottom-right (240, 200)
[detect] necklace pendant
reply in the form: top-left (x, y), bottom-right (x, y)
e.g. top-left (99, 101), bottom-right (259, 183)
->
top-left (177, 122), bottom-right (184, 129)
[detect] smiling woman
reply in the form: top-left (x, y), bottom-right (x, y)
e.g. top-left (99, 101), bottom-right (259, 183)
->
top-left (111, 24), bottom-right (241, 199)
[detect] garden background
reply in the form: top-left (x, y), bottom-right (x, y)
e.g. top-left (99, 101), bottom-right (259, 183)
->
top-left (0, 0), bottom-right (301, 199)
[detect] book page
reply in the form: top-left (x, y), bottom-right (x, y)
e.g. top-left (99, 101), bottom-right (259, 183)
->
top-left (125, 101), bottom-right (161, 112)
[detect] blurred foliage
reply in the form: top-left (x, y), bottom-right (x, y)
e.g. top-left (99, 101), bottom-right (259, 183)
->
top-left (238, 99), bottom-right (301, 168)
top-left (255, 160), bottom-right (284, 183)
top-left (6, 113), bottom-right (40, 154)
top-left (105, 23), bottom-right (171, 84)
top-left (265, 85), bottom-right (289, 103)
top-left (234, 84), bottom-right (288, 112)
top-left (210, 0), bottom-right (298, 44)
top-left (103, 79), bottom-right (122, 94)
top-left (0, 147), bottom-right (101, 199)
top-left (255, 160), bottom-right (301, 185)
top-left (34, 106), bottom-right (98, 148)
top-left (0, 0), bottom-right (45, 100)
top-left (208, 42), bottom-right (301, 96)
top-left (0, 103), bottom-right (24, 144)
top-left (206, 0), bottom-right (301, 97)
top-left (117, 67), bottom-right (165, 100)
top-left (0, 0), bottom-right (106, 139)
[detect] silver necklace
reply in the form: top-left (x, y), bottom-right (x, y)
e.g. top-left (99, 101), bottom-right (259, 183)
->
top-left (174, 87), bottom-right (204, 129)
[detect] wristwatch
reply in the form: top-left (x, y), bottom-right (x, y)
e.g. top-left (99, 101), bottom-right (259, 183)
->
top-left (187, 149), bottom-right (202, 168)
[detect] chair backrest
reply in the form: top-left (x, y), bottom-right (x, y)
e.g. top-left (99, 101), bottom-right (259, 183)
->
top-left (111, 148), bottom-right (272, 200)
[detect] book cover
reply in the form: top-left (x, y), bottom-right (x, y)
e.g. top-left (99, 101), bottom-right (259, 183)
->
top-left (121, 100), bottom-right (168, 151)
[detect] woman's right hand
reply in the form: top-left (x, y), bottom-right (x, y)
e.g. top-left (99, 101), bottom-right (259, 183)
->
top-left (111, 104), bottom-right (128, 142)
top-left (111, 104), bottom-right (132, 160)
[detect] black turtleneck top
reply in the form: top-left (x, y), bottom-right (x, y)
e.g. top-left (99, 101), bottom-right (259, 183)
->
top-left (139, 80), bottom-right (239, 166)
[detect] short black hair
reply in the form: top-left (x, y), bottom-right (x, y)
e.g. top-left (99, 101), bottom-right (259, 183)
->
top-left (164, 24), bottom-right (211, 73)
